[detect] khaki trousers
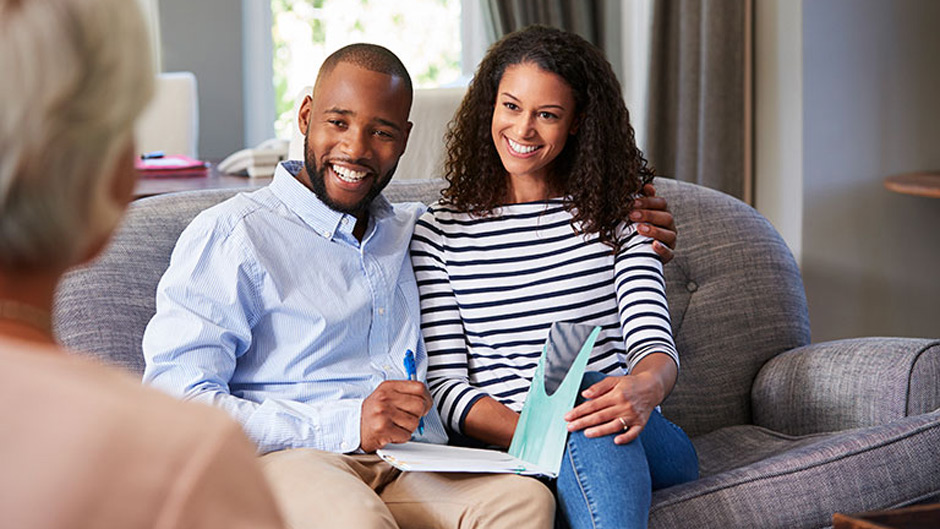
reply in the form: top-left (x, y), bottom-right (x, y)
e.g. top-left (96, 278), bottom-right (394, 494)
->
top-left (260, 448), bottom-right (554, 529)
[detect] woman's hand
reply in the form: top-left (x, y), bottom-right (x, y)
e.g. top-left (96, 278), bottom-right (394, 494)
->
top-left (563, 374), bottom-right (661, 444)
top-left (564, 353), bottom-right (678, 445)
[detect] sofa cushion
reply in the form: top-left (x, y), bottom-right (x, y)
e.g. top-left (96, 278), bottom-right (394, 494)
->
top-left (692, 424), bottom-right (829, 478)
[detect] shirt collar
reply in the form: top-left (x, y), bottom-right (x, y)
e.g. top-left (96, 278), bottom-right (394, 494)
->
top-left (269, 161), bottom-right (395, 242)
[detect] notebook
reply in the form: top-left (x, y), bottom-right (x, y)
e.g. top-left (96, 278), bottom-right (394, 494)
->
top-left (135, 155), bottom-right (208, 178)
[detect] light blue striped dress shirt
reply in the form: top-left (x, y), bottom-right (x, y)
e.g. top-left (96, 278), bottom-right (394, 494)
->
top-left (142, 161), bottom-right (448, 454)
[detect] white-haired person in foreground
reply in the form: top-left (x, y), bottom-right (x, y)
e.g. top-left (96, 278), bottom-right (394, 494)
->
top-left (0, 0), bottom-right (284, 527)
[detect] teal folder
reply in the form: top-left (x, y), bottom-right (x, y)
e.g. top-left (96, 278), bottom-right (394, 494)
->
top-left (508, 322), bottom-right (601, 476)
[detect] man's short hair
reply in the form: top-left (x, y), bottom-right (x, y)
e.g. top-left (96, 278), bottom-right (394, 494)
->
top-left (0, 0), bottom-right (154, 271)
top-left (314, 43), bottom-right (414, 102)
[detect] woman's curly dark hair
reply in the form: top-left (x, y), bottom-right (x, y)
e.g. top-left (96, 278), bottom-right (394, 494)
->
top-left (441, 25), bottom-right (653, 250)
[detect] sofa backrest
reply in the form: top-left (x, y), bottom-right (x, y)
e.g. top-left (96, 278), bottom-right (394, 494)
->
top-left (651, 178), bottom-right (810, 436)
top-left (53, 177), bottom-right (810, 437)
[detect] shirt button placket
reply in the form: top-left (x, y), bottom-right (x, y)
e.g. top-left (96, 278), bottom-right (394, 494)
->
top-left (362, 254), bottom-right (388, 364)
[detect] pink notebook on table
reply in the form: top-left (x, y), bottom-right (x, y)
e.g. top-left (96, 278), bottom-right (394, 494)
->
top-left (135, 155), bottom-right (208, 178)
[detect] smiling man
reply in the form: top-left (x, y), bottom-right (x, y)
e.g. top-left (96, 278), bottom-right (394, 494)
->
top-left (141, 44), bottom-right (556, 529)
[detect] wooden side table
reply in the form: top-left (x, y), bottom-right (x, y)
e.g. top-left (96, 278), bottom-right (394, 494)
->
top-left (883, 172), bottom-right (940, 198)
top-left (834, 503), bottom-right (940, 529)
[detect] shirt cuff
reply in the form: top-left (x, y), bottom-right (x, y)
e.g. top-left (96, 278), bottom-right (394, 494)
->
top-left (243, 397), bottom-right (363, 454)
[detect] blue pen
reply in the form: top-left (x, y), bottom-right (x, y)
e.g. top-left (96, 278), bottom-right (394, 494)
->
top-left (140, 150), bottom-right (164, 159)
top-left (403, 349), bottom-right (425, 435)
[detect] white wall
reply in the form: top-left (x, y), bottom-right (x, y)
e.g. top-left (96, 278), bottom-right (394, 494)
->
top-left (159, 0), bottom-right (245, 159)
top-left (754, 0), bottom-right (803, 264)
top-left (801, 0), bottom-right (940, 341)
top-left (242, 0), bottom-right (276, 147)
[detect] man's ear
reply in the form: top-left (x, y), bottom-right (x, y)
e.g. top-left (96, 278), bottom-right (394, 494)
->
top-left (297, 95), bottom-right (313, 136)
top-left (400, 120), bottom-right (413, 154)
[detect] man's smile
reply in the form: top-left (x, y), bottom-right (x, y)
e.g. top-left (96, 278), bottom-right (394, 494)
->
top-left (330, 162), bottom-right (370, 184)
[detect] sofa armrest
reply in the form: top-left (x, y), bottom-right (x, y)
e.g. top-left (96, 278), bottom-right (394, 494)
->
top-left (751, 337), bottom-right (940, 435)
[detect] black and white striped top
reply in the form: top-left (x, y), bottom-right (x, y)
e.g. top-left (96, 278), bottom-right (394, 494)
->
top-left (410, 199), bottom-right (678, 434)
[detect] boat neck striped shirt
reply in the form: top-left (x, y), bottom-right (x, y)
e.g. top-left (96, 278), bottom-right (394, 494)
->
top-left (410, 198), bottom-right (678, 434)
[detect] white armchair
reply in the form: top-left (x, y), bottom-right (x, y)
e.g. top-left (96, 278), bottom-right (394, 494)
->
top-left (134, 71), bottom-right (199, 158)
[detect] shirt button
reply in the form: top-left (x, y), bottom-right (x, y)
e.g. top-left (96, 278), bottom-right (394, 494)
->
top-left (378, 307), bottom-right (386, 315)
top-left (323, 231), bottom-right (332, 238)
top-left (341, 218), bottom-right (349, 225)
top-left (341, 442), bottom-right (349, 450)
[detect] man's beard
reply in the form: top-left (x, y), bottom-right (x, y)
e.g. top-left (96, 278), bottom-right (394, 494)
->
top-left (305, 141), bottom-right (397, 215)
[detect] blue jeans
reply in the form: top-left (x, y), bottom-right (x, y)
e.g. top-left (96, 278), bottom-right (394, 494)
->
top-left (553, 372), bottom-right (699, 529)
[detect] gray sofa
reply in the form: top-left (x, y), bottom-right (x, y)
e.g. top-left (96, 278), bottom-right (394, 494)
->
top-left (53, 177), bottom-right (940, 528)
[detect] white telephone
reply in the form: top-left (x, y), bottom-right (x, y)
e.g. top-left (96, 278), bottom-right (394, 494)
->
top-left (217, 138), bottom-right (290, 178)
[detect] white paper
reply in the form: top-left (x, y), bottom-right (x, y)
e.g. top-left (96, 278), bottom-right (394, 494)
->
top-left (377, 442), bottom-right (555, 477)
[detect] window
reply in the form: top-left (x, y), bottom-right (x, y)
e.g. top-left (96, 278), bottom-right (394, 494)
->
top-left (270, 0), bottom-right (466, 139)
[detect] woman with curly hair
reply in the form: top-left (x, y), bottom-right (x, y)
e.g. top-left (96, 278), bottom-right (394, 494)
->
top-left (410, 25), bottom-right (699, 528)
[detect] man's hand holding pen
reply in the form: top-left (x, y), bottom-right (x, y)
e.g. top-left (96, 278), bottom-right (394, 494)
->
top-left (359, 380), bottom-right (432, 453)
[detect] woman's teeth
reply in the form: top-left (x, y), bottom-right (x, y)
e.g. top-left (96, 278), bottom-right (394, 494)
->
top-left (508, 138), bottom-right (539, 154)
top-left (333, 164), bottom-right (368, 183)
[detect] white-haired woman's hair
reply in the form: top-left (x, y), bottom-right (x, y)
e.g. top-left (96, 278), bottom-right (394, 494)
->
top-left (0, 0), bottom-right (154, 271)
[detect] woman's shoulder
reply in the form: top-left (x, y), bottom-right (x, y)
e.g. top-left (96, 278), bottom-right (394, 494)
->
top-left (615, 219), bottom-right (640, 239)
top-left (415, 201), bottom-right (477, 232)
top-left (612, 220), bottom-right (659, 260)
top-left (422, 200), bottom-right (473, 219)
top-left (415, 199), bottom-right (578, 244)
top-left (425, 199), bottom-right (569, 222)
top-left (0, 342), bottom-right (277, 528)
